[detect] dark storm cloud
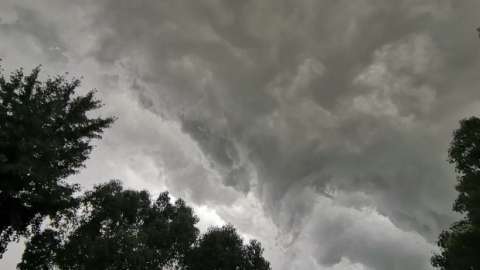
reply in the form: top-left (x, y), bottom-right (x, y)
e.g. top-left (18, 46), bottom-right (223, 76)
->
top-left (3, 0), bottom-right (480, 269)
top-left (306, 202), bottom-right (434, 270)
top-left (86, 0), bottom-right (480, 268)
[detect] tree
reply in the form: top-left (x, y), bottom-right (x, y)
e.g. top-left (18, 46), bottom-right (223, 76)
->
top-left (0, 65), bottom-right (115, 256)
top-left (183, 224), bottom-right (271, 270)
top-left (431, 117), bottom-right (480, 270)
top-left (18, 180), bottom-right (200, 270)
top-left (2, 65), bottom-right (271, 269)
top-left (18, 180), bottom-right (271, 270)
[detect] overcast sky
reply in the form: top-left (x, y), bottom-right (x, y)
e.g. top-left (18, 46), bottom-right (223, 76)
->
top-left (1, 0), bottom-right (480, 269)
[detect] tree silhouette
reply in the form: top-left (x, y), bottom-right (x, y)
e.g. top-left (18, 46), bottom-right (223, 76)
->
top-left (0, 65), bottom-right (115, 256)
top-left (431, 117), bottom-right (480, 269)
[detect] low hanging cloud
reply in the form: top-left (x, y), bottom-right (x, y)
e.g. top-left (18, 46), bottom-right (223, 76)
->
top-left (1, 0), bottom-right (480, 269)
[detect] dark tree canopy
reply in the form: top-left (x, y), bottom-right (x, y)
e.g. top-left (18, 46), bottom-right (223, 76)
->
top-left (0, 64), bottom-right (271, 269)
top-left (18, 180), bottom-right (200, 270)
top-left (432, 117), bottom-right (480, 270)
top-left (0, 65), bottom-right (115, 256)
top-left (18, 181), bottom-right (271, 270)
top-left (184, 224), bottom-right (271, 270)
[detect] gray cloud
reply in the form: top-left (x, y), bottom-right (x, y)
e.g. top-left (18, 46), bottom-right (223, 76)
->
top-left (306, 200), bottom-right (434, 269)
top-left (2, 0), bottom-right (480, 269)
top-left (86, 0), bottom-right (480, 268)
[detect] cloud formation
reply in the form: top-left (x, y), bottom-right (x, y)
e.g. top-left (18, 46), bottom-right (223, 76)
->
top-left (1, 0), bottom-right (480, 269)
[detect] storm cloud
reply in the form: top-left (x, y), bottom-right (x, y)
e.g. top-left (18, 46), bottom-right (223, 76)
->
top-left (1, 0), bottom-right (480, 269)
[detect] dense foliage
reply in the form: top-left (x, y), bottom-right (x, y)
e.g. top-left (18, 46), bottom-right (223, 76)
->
top-left (0, 65), bottom-right (115, 256)
top-left (431, 117), bottom-right (480, 270)
top-left (18, 180), bottom-right (200, 270)
top-left (184, 224), bottom-right (271, 270)
top-left (18, 181), bottom-right (271, 270)
top-left (0, 64), bottom-right (270, 269)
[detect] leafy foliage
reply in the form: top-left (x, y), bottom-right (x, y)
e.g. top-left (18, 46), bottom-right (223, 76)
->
top-left (432, 117), bottom-right (480, 270)
top-left (18, 181), bottom-right (271, 270)
top-left (184, 224), bottom-right (271, 270)
top-left (0, 65), bottom-right (115, 256)
top-left (0, 64), bottom-right (270, 269)
top-left (18, 180), bottom-right (200, 270)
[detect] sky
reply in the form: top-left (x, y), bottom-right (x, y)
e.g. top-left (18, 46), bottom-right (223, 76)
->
top-left (0, 0), bottom-right (479, 269)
